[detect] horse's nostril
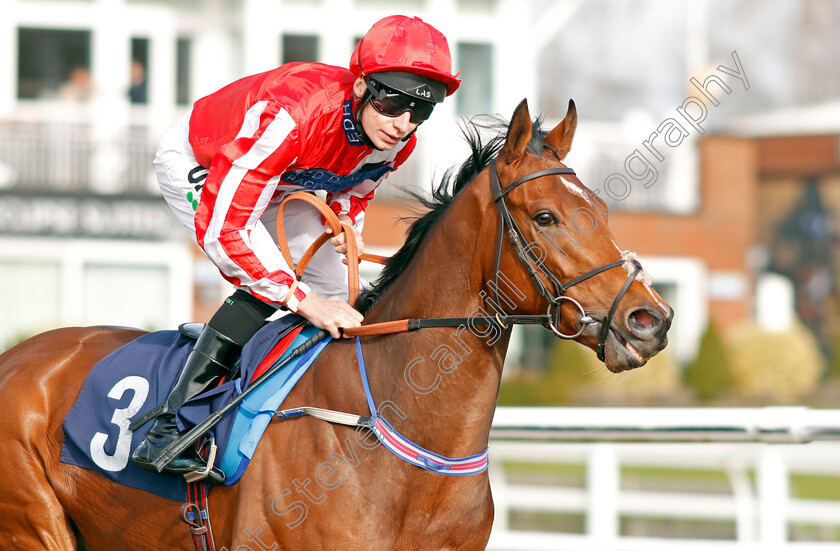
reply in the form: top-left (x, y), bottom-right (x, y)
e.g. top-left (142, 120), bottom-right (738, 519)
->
top-left (631, 309), bottom-right (655, 329)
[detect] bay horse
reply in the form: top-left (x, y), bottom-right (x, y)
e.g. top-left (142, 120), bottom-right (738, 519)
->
top-left (0, 99), bottom-right (671, 550)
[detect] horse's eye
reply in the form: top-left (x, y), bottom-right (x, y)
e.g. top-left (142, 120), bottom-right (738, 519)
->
top-left (534, 212), bottom-right (556, 226)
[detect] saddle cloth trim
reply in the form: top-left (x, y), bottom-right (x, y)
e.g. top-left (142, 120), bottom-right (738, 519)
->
top-left (219, 326), bottom-right (332, 480)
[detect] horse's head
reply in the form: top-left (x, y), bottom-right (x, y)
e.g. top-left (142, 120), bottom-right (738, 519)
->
top-left (489, 99), bottom-right (672, 373)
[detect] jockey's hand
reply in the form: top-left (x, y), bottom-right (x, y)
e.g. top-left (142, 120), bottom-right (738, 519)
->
top-left (296, 291), bottom-right (363, 339)
top-left (326, 215), bottom-right (364, 264)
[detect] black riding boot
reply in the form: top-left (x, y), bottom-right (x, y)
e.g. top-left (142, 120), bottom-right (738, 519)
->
top-left (132, 326), bottom-right (241, 474)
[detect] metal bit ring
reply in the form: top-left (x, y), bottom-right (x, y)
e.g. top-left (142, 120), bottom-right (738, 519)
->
top-left (547, 296), bottom-right (590, 339)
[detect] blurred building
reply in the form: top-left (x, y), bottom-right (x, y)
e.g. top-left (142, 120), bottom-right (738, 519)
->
top-left (0, 0), bottom-right (562, 351)
top-left (527, 0), bottom-right (840, 369)
top-left (4, 0), bottom-right (838, 373)
top-left (729, 104), bottom-right (840, 358)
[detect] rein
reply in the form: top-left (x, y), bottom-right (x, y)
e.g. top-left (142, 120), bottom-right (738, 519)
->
top-left (276, 156), bottom-right (644, 361)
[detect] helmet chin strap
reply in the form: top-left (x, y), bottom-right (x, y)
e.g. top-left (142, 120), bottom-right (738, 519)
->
top-left (353, 94), bottom-right (380, 150)
top-left (353, 39), bottom-right (380, 151)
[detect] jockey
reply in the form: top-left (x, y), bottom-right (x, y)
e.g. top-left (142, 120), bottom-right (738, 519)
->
top-left (132, 15), bottom-right (460, 477)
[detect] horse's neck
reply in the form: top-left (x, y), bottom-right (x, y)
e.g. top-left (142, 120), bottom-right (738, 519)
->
top-left (359, 187), bottom-right (509, 458)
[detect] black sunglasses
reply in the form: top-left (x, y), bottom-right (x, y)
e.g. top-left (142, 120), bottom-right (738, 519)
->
top-left (364, 78), bottom-right (435, 124)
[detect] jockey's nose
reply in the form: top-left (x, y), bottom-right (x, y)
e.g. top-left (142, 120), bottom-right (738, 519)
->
top-left (392, 111), bottom-right (414, 133)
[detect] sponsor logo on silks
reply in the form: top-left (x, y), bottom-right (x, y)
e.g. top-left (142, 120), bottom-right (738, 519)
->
top-left (342, 100), bottom-right (362, 146)
top-left (186, 191), bottom-right (199, 211)
top-left (409, 84), bottom-right (434, 101)
top-left (281, 162), bottom-right (392, 193)
top-left (186, 165), bottom-right (208, 211)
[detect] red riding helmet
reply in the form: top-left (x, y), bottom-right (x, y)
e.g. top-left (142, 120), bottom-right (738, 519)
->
top-left (350, 15), bottom-right (461, 102)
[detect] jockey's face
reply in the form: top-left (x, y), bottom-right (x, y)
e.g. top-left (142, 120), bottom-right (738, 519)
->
top-left (353, 78), bottom-right (419, 150)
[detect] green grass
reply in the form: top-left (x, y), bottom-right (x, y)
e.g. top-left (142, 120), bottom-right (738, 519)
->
top-left (792, 474), bottom-right (840, 500)
top-left (502, 461), bottom-right (586, 486)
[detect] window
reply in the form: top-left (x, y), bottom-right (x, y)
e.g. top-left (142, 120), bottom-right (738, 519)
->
top-left (129, 38), bottom-right (149, 104)
top-left (282, 34), bottom-right (319, 64)
top-left (456, 42), bottom-right (493, 117)
top-left (176, 38), bottom-right (192, 105)
top-left (18, 28), bottom-right (91, 100)
top-left (0, 259), bottom-right (60, 349)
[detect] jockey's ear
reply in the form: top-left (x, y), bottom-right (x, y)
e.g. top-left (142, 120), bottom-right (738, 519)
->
top-left (502, 98), bottom-right (532, 165)
top-left (353, 78), bottom-right (367, 99)
top-left (544, 99), bottom-right (577, 161)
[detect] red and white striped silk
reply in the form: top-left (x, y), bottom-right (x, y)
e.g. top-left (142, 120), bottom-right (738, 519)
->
top-left (189, 63), bottom-right (415, 311)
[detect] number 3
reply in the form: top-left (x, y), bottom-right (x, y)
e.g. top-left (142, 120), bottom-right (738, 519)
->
top-left (90, 376), bottom-right (150, 472)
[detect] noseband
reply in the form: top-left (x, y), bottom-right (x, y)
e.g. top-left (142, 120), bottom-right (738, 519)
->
top-left (488, 158), bottom-right (642, 361)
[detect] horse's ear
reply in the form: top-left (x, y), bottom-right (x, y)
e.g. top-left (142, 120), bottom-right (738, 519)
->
top-left (502, 99), bottom-right (533, 164)
top-left (544, 99), bottom-right (577, 161)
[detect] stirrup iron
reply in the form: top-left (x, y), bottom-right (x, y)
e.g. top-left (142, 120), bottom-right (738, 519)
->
top-left (184, 436), bottom-right (225, 484)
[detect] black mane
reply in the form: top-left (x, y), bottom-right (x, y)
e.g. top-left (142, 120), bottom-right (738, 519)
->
top-left (355, 115), bottom-right (548, 315)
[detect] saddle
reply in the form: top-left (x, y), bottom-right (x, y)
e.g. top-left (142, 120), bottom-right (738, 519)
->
top-left (59, 313), bottom-right (325, 500)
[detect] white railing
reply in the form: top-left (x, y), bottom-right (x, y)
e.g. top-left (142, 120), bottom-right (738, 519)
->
top-left (0, 103), bottom-right (159, 193)
top-left (486, 408), bottom-right (840, 550)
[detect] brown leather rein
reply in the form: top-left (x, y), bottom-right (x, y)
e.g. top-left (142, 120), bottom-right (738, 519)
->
top-left (276, 155), bottom-right (642, 348)
top-left (275, 190), bottom-right (553, 337)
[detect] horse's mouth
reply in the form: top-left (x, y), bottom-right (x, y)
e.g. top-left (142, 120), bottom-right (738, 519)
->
top-left (604, 326), bottom-right (649, 373)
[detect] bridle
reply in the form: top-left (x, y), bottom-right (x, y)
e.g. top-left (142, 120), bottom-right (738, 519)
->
top-left (283, 158), bottom-right (644, 362)
top-left (488, 157), bottom-right (642, 362)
